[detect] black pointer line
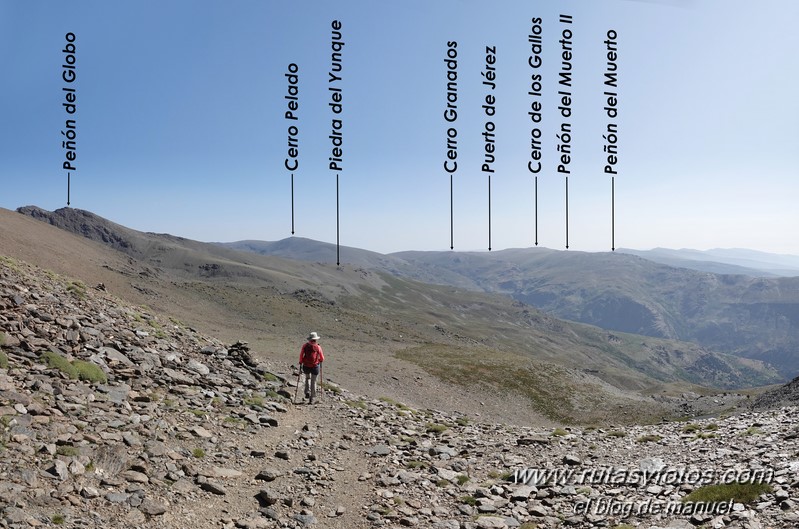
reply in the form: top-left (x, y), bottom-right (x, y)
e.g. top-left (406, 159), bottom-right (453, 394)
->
top-left (450, 174), bottom-right (454, 250)
top-left (291, 174), bottom-right (295, 235)
top-left (611, 176), bottom-right (615, 251)
top-left (565, 176), bottom-right (569, 250)
top-left (488, 174), bottom-right (492, 251)
top-left (336, 174), bottom-right (340, 266)
top-left (535, 176), bottom-right (538, 246)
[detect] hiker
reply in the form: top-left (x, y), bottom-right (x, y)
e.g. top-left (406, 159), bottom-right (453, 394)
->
top-left (299, 332), bottom-right (325, 404)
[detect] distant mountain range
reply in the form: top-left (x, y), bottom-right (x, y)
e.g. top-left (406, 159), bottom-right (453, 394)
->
top-left (221, 237), bottom-right (799, 379)
top-left (9, 206), bottom-right (795, 421)
top-left (220, 240), bottom-right (799, 278)
top-left (616, 247), bottom-right (799, 277)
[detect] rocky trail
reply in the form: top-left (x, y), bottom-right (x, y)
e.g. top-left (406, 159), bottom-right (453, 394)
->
top-left (1, 255), bottom-right (798, 529)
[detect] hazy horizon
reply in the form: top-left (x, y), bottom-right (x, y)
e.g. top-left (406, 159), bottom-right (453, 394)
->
top-left (12, 203), bottom-right (799, 262)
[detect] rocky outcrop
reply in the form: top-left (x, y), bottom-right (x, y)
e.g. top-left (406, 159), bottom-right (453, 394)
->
top-left (1, 255), bottom-right (798, 529)
top-left (0, 256), bottom-right (290, 527)
top-left (751, 375), bottom-right (799, 411)
top-left (16, 206), bottom-right (137, 255)
top-left (333, 397), bottom-right (799, 529)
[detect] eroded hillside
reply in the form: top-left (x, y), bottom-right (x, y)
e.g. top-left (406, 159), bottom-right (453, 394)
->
top-left (1, 255), bottom-right (798, 529)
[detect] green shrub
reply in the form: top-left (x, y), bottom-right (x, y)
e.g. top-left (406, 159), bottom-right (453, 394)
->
top-left (41, 351), bottom-right (79, 379)
top-left (636, 434), bottom-right (662, 443)
top-left (66, 281), bottom-right (86, 299)
top-left (52, 514), bottom-right (66, 525)
top-left (168, 316), bottom-right (186, 327)
top-left (405, 460), bottom-right (427, 469)
top-left (39, 352), bottom-right (106, 383)
top-left (460, 495), bottom-right (476, 505)
top-left (244, 396), bottom-right (265, 408)
top-left (192, 448), bottom-right (205, 458)
top-left (147, 319), bottom-right (167, 339)
top-left (73, 360), bottom-right (107, 383)
top-left (0, 351), bottom-right (7, 369)
top-left (262, 372), bottom-right (279, 382)
top-left (345, 399), bottom-right (367, 409)
top-left (0, 255), bottom-right (22, 272)
top-left (56, 445), bottom-right (80, 457)
top-left (682, 423), bottom-right (701, 433)
top-left (551, 428), bottom-right (569, 436)
top-left (426, 423), bottom-right (448, 434)
top-left (456, 474), bottom-right (470, 485)
top-left (320, 381), bottom-right (341, 394)
top-left (682, 482), bottom-right (772, 504)
top-left (379, 396), bottom-right (410, 409)
top-left (607, 430), bottom-right (626, 438)
top-left (743, 426), bottom-right (764, 436)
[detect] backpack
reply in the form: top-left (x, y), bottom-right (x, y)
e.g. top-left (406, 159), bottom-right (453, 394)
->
top-left (302, 343), bottom-right (321, 366)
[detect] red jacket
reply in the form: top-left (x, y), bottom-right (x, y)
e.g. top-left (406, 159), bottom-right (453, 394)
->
top-left (299, 342), bottom-right (324, 367)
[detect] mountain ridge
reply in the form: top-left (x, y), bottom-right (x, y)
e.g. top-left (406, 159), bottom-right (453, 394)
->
top-left (7, 206), bottom-right (783, 417)
top-left (212, 235), bottom-right (799, 378)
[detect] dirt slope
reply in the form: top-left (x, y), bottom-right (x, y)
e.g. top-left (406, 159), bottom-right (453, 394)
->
top-left (0, 208), bottom-right (552, 426)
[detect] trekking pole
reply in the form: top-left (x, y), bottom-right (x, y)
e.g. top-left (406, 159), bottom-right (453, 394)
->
top-left (319, 363), bottom-right (324, 401)
top-left (294, 364), bottom-right (301, 404)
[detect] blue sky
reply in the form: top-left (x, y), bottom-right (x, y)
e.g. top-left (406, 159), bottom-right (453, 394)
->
top-left (2, 0), bottom-right (798, 255)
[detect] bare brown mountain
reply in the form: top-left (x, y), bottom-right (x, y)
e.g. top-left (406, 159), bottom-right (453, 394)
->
top-left (222, 236), bottom-right (799, 380)
top-left (3, 206), bottom-right (783, 423)
top-left (389, 249), bottom-right (799, 378)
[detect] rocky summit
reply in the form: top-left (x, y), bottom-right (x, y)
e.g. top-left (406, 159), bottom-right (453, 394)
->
top-left (1, 255), bottom-right (798, 529)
